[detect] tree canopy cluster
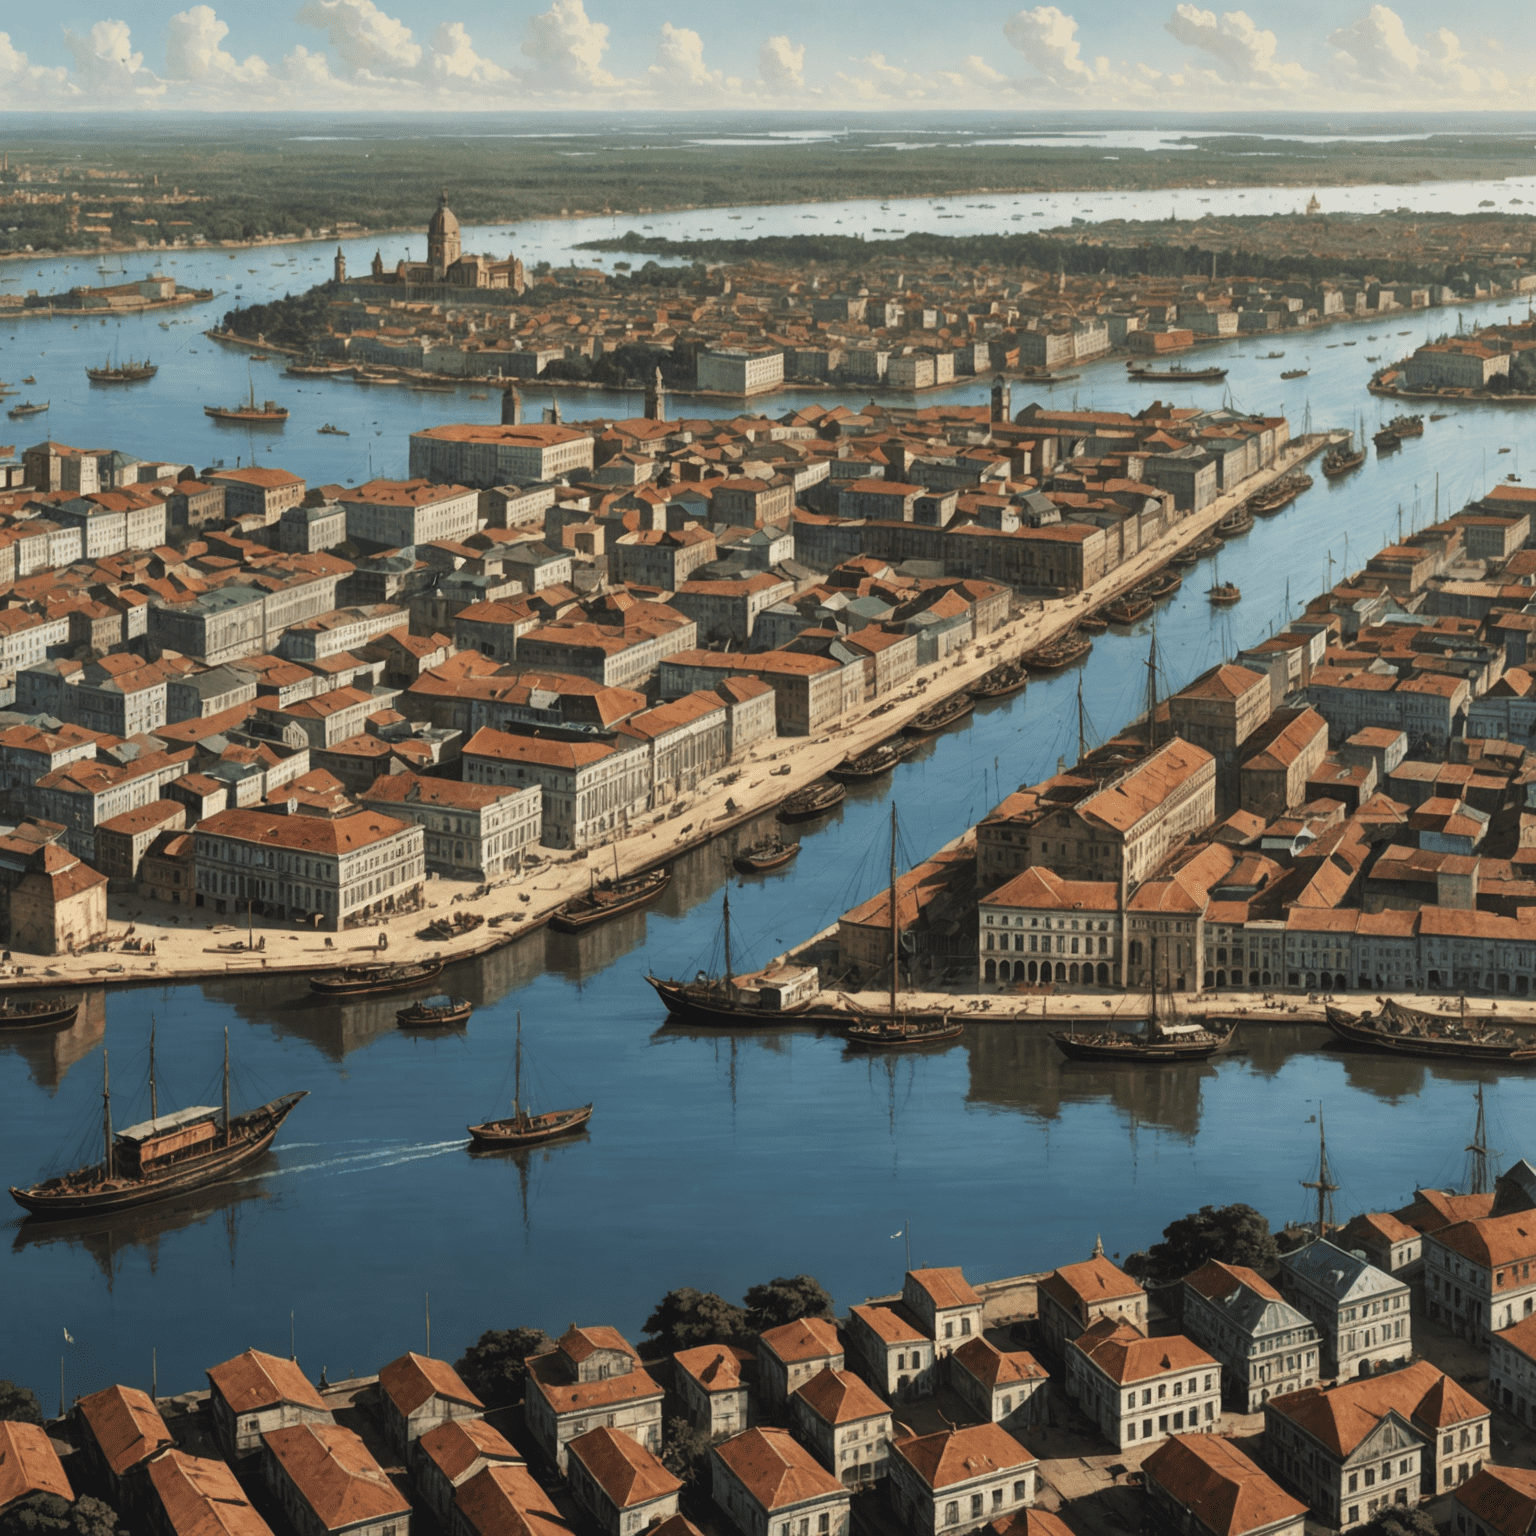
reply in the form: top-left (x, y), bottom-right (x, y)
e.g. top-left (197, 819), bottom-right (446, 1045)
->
top-left (453, 1326), bottom-right (555, 1408)
top-left (643, 1274), bottom-right (836, 1354)
top-left (1125, 1203), bottom-right (1279, 1285)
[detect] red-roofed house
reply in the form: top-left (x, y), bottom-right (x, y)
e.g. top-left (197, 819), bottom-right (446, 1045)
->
top-left (523, 1328), bottom-right (663, 1474)
top-left (1038, 1250), bottom-right (1147, 1359)
top-left (1143, 1434), bottom-right (1304, 1536)
top-left (206, 1348), bottom-right (332, 1458)
top-left (1454, 1464), bottom-right (1536, 1536)
top-left (711, 1427), bottom-right (849, 1536)
top-left (414, 1418), bottom-right (522, 1527)
top-left (1066, 1318), bottom-right (1220, 1450)
top-left (978, 866), bottom-right (1120, 989)
top-left (758, 1318), bottom-right (844, 1412)
top-left (567, 1426), bottom-right (681, 1536)
top-left (147, 1449), bottom-right (275, 1536)
top-left (74, 1384), bottom-right (174, 1511)
top-left (1425, 1209), bottom-right (1536, 1344)
top-left (948, 1338), bottom-right (1049, 1431)
top-left (902, 1268), bottom-right (983, 1356)
top-left (673, 1346), bottom-right (755, 1437)
top-left (888, 1424), bottom-right (1038, 1536)
top-left (1179, 1262), bottom-right (1320, 1413)
top-left (261, 1422), bottom-right (410, 1536)
top-left (789, 1368), bottom-right (893, 1487)
top-left (0, 1420), bottom-right (73, 1513)
top-left (378, 1352), bottom-right (483, 1457)
top-left (845, 1304), bottom-right (936, 1403)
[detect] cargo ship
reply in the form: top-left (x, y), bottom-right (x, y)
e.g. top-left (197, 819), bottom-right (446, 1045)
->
top-left (549, 866), bottom-right (670, 933)
top-left (86, 357), bottom-right (157, 384)
top-left (1126, 363), bottom-right (1228, 383)
top-left (206, 368), bottom-right (288, 425)
top-left (1324, 999), bottom-right (1536, 1063)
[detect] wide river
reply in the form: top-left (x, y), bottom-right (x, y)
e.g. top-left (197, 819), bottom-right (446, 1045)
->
top-left (2, 176), bottom-right (1535, 1406)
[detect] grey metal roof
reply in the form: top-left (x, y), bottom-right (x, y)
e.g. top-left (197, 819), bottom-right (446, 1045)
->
top-left (1281, 1238), bottom-right (1402, 1303)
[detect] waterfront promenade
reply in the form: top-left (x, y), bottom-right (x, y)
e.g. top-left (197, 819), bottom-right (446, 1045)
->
top-left (0, 433), bottom-right (1336, 997)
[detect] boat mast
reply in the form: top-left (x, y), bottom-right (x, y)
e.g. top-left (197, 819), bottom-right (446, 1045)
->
top-left (102, 1051), bottom-right (113, 1180)
top-left (722, 894), bottom-right (734, 990)
top-left (222, 1027), bottom-right (231, 1148)
top-left (514, 1012), bottom-right (522, 1120)
top-left (889, 802), bottom-right (900, 1021)
top-left (1301, 1107), bottom-right (1339, 1239)
top-left (1468, 1085), bottom-right (1492, 1196)
top-left (1076, 678), bottom-right (1088, 764)
top-left (1145, 625), bottom-right (1159, 752)
top-left (149, 1016), bottom-right (157, 1124)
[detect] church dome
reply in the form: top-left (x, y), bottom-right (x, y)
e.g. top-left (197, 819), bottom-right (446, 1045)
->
top-left (428, 189), bottom-right (460, 242)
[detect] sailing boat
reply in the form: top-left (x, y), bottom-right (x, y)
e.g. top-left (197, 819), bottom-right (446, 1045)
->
top-left (549, 847), bottom-right (669, 934)
top-left (1207, 550), bottom-right (1241, 607)
top-left (204, 360), bottom-right (288, 424)
top-left (467, 1013), bottom-right (591, 1148)
top-left (9, 1026), bottom-right (305, 1219)
top-left (843, 805), bottom-right (963, 1049)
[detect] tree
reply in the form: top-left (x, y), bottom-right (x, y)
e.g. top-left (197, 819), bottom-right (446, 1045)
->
top-left (1358, 1508), bottom-right (1438, 1536)
top-left (743, 1275), bottom-right (834, 1334)
top-left (453, 1326), bottom-right (554, 1408)
top-left (0, 1494), bottom-right (124, 1536)
top-left (659, 1417), bottom-right (718, 1488)
top-left (1132, 1204), bottom-right (1278, 1284)
top-left (0, 1380), bottom-right (43, 1425)
top-left (641, 1288), bottom-right (749, 1354)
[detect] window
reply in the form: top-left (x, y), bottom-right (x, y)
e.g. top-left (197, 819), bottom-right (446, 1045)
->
top-left (945, 1504), bottom-right (959, 1526)
top-left (818, 1517), bottom-right (829, 1534)
top-left (1143, 1420), bottom-right (1152, 1439)
top-left (1013, 1483), bottom-right (1027, 1502)
top-left (961, 1318), bottom-right (972, 1336)
top-left (1349, 1475), bottom-right (1358, 1494)
top-left (971, 1496), bottom-right (984, 1519)
top-left (992, 1490), bottom-right (1004, 1510)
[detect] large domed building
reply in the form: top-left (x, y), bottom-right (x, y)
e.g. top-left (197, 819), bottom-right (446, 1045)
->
top-left (365, 190), bottom-right (524, 293)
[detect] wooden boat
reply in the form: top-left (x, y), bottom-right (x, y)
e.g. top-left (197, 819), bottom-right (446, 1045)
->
top-left (1168, 547), bottom-right (1200, 571)
top-left (1215, 506), bottom-right (1254, 539)
top-left (829, 739), bottom-right (915, 783)
top-left (317, 423), bottom-right (349, 436)
top-left (20, 375), bottom-right (34, 384)
top-left (1323, 999), bottom-right (1536, 1063)
top-left (206, 364), bottom-right (287, 424)
top-left (1103, 593), bottom-right (1153, 626)
top-left (1126, 363), bottom-right (1228, 382)
top-left (1322, 440), bottom-right (1366, 478)
top-left (1208, 582), bottom-right (1241, 606)
top-left (1078, 608), bottom-right (1110, 631)
top-left (469, 1014), bottom-right (591, 1149)
top-left (733, 838), bottom-right (800, 874)
top-left (1023, 630), bottom-right (1091, 671)
top-left (1389, 414), bottom-right (1425, 438)
top-left (396, 995), bottom-right (473, 1028)
top-left (1263, 350), bottom-right (1285, 359)
top-left (1189, 534), bottom-right (1223, 559)
top-left (10, 1028), bottom-right (305, 1219)
top-left (86, 357), bottom-right (156, 384)
top-left (6, 400), bottom-right (47, 419)
top-left (0, 996), bottom-right (80, 1030)
top-left (905, 694), bottom-right (975, 735)
top-left (310, 959), bottom-right (444, 998)
top-left (1140, 569), bottom-right (1183, 602)
top-left (549, 866), bottom-right (670, 934)
top-left (1373, 427), bottom-right (1400, 452)
top-left (968, 661), bottom-right (1028, 700)
top-left (845, 1015), bottom-right (963, 1049)
top-left (778, 781), bottom-right (846, 822)
top-left (1280, 368), bottom-right (1309, 379)
top-left (1249, 471), bottom-right (1312, 515)
top-left (1053, 1018), bottom-right (1237, 1062)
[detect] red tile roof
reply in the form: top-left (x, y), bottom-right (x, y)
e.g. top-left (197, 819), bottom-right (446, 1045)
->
top-left (759, 1317), bottom-right (841, 1365)
top-left (1269, 1361), bottom-right (1486, 1456)
top-left (378, 1352), bottom-right (482, 1418)
top-left (262, 1423), bottom-right (409, 1532)
top-left (1455, 1465), bottom-right (1536, 1536)
top-left (145, 1449), bottom-right (273, 1536)
top-left (76, 1383), bottom-right (173, 1477)
top-left (0, 1420), bottom-right (72, 1510)
top-left (567, 1426), bottom-right (681, 1508)
top-left (1143, 1433), bottom-right (1305, 1536)
top-left (416, 1417), bottom-right (521, 1485)
top-left (713, 1427), bottom-right (845, 1510)
top-left (206, 1349), bottom-right (328, 1415)
top-left (892, 1423), bottom-right (1037, 1491)
top-left (792, 1368), bottom-right (890, 1427)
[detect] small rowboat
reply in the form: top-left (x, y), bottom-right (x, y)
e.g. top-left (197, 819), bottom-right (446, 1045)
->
top-left (829, 739), bottom-right (915, 783)
top-left (396, 996), bottom-right (473, 1028)
top-left (905, 694), bottom-right (976, 735)
top-left (549, 867), bottom-right (670, 934)
top-left (0, 996), bottom-right (80, 1030)
top-left (968, 661), bottom-right (1028, 701)
top-left (1022, 631), bottom-right (1091, 671)
top-left (778, 782), bottom-right (846, 822)
top-left (733, 838), bottom-right (800, 874)
top-left (1208, 582), bottom-right (1241, 607)
top-left (310, 960), bottom-right (444, 999)
top-left (1103, 593), bottom-right (1153, 626)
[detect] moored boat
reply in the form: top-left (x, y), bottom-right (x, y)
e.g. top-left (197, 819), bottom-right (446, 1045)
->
top-left (1280, 368), bottom-right (1309, 378)
top-left (1249, 471), bottom-right (1313, 515)
top-left (1208, 582), bottom-right (1242, 606)
top-left (310, 960), bottom-right (444, 998)
top-left (1052, 1018), bottom-right (1238, 1062)
top-left (1140, 569), bottom-right (1183, 602)
top-left (0, 996), bottom-right (80, 1030)
top-left (1373, 427), bottom-right (1400, 452)
top-left (468, 1014), bottom-right (591, 1148)
top-left (396, 995), bottom-right (473, 1028)
top-left (1103, 593), bottom-right (1153, 626)
top-left (1389, 413), bottom-right (1425, 438)
top-left (206, 363), bottom-right (287, 424)
top-left (86, 357), bottom-right (156, 384)
top-left (1023, 630), bottom-right (1091, 671)
top-left (968, 661), bottom-right (1028, 700)
top-left (905, 693), bottom-right (976, 735)
top-left (778, 781), bottom-right (846, 822)
top-left (733, 837), bottom-right (800, 874)
top-left (1126, 363), bottom-right (1228, 382)
top-left (1323, 999), bottom-right (1536, 1062)
top-left (9, 1029), bottom-right (305, 1219)
top-left (829, 739), bottom-right (915, 783)
top-left (1215, 505), bottom-right (1255, 539)
top-left (549, 866), bottom-right (670, 934)
top-left (1323, 439), bottom-right (1366, 478)
top-left (844, 1015), bottom-right (963, 1049)
top-left (1078, 608), bottom-right (1110, 631)
top-left (6, 400), bottom-right (48, 419)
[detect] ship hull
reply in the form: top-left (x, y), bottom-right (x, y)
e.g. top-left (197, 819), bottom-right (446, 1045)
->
top-left (467, 1105), bottom-right (592, 1148)
top-left (968, 673), bottom-right (1028, 701)
top-left (733, 845), bottom-right (800, 874)
top-left (1323, 1005), bottom-right (1536, 1062)
top-left (549, 871), bottom-right (670, 933)
top-left (843, 1019), bottom-right (963, 1049)
top-left (905, 697), bottom-right (976, 735)
top-left (10, 1093), bottom-right (306, 1219)
top-left (777, 785), bottom-right (846, 822)
top-left (204, 407), bottom-right (288, 424)
top-left (397, 1001), bottom-right (473, 1028)
top-left (310, 961), bottom-right (444, 998)
top-left (1051, 1029), bottom-right (1235, 1063)
top-left (0, 999), bottom-right (80, 1031)
top-left (1023, 636), bottom-right (1091, 672)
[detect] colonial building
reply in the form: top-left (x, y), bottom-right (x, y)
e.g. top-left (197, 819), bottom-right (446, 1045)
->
top-left (340, 479), bottom-right (480, 552)
top-left (758, 1317), bottom-right (844, 1412)
top-left (673, 1345), bottom-right (755, 1437)
top-left (947, 1338), bottom-right (1049, 1431)
top-left (412, 1418), bottom-right (522, 1529)
top-left (205, 1349), bottom-right (333, 1459)
top-left (74, 1385), bottom-right (174, 1514)
top-left (1263, 1361), bottom-right (1489, 1527)
top-left (789, 1368), bottom-right (893, 1487)
top-left (1276, 1239), bottom-right (1412, 1378)
top-left (452, 1463), bottom-right (573, 1536)
top-left (378, 1353), bottom-right (483, 1459)
top-left (1454, 1465), bottom-right (1536, 1536)
top-left (523, 1327), bottom-right (664, 1474)
top-left (409, 423), bottom-right (595, 489)
top-left (1065, 1319), bottom-right (1220, 1451)
top-left (711, 1427), bottom-right (850, 1536)
top-left (1143, 1434), bottom-right (1305, 1536)
top-left (1180, 1261), bottom-right (1321, 1413)
top-left (10, 839), bottom-right (108, 956)
top-left (1037, 1250), bottom-right (1148, 1360)
top-left (359, 773), bottom-right (541, 880)
top-left (566, 1426), bottom-right (682, 1536)
top-left (145, 1450), bottom-right (274, 1536)
top-left (978, 868), bottom-right (1119, 988)
top-left (0, 1420), bottom-right (73, 1514)
top-left (261, 1422), bottom-right (410, 1536)
top-left (1425, 1210), bottom-right (1536, 1345)
top-left (846, 1303), bottom-right (937, 1402)
top-left (887, 1425), bottom-right (1038, 1536)
top-left (902, 1269), bottom-right (984, 1358)
top-left (193, 807), bottom-right (425, 930)
top-left (1489, 1315), bottom-right (1536, 1431)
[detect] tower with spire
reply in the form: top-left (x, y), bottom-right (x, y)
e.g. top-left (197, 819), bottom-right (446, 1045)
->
top-left (427, 189), bottom-right (462, 277)
top-left (333, 246), bottom-right (346, 284)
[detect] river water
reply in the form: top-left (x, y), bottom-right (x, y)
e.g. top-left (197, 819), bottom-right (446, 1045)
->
top-left (3, 176), bottom-right (1536, 1407)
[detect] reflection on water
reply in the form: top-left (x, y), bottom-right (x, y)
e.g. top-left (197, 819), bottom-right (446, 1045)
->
top-left (0, 991), bottom-right (107, 1092)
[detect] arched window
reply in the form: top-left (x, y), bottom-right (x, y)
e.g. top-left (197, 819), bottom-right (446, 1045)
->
top-left (984, 960), bottom-right (996, 982)
top-left (1097, 963), bottom-right (1109, 985)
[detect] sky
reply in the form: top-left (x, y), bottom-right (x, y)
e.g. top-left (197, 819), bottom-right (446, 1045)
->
top-left (0, 0), bottom-right (1533, 113)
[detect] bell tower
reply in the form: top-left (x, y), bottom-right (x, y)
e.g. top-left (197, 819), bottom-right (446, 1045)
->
top-left (333, 246), bottom-right (346, 284)
top-left (427, 189), bottom-right (461, 277)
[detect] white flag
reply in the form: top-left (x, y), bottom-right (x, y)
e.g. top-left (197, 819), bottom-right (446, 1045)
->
top-left (63, 1327), bottom-right (73, 1344)
top-left (889, 1230), bottom-right (904, 1240)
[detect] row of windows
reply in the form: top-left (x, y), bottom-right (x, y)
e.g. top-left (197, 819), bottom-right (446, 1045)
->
top-left (1126, 1404), bottom-right (1213, 1439)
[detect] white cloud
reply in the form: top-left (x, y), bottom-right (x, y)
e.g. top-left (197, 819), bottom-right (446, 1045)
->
top-left (165, 6), bottom-right (270, 83)
top-left (64, 20), bottom-right (165, 95)
top-left (294, 0), bottom-right (421, 76)
top-left (429, 21), bottom-right (510, 84)
top-left (0, 30), bottom-right (73, 98)
top-left (1165, 5), bottom-right (1310, 87)
top-left (758, 34), bottom-right (805, 91)
top-left (650, 22), bottom-right (722, 89)
top-left (281, 43), bottom-right (335, 87)
top-left (1329, 5), bottom-right (1486, 96)
top-left (1003, 6), bottom-right (1098, 88)
top-left (521, 0), bottom-right (616, 89)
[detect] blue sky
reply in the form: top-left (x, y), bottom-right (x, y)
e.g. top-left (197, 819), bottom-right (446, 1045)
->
top-left (0, 1), bottom-right (1531, 110)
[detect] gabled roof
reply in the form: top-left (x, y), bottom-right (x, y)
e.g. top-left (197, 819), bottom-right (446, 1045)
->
top-left (1269, 1360), bottom-right (1486, 1456)
top-left (792, 1368), bottom-right (890, 1427)
top-left (713, 1427), bottom-right (845, 1511)
top-left (892, 1423), bottom-right (1037, 1491)
top-left (907, 1267), bottom-right (982, 1310)
top-left (145, 1449), bottom-right (273, 1536)
top-left (262, 1423), bottom-right (409, 1531)
top-left (76, 1383), bottom-right (174, 1476)
top-left (949, 1337), bottom-right (1048, 1390)
top-left (1143, 1434), bottom-right (1306, 1536)
top-left (557, 1326), bottom-right (638, 1364)
top-left (415, 1417), bottom-right (521, 1485)
top-left (379, 1351), bottom-right (482, 1418)
top-left (1455, 1465), bottom-right (1536, 1536)
top-left (1182, 1261), bottom-right (1313, 1340)
top-left (1039, 1256), bottom-right (1144, 1321)
top-left (455, 1463), bottom-right (576, 1536)
top-left (1071, 1318), bottom-right (1216, 1386)
top-left (567, 1426), bottom-right (681, 1508)
top-left (759, 1316), bottom-right (841, 1365)
top-left (207, 1348), bottom-right (328, 1415)
top-left (848, 1304), bottom-right (927, 1345)
top-left (0, 1420), bottom-right (72, 1510)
